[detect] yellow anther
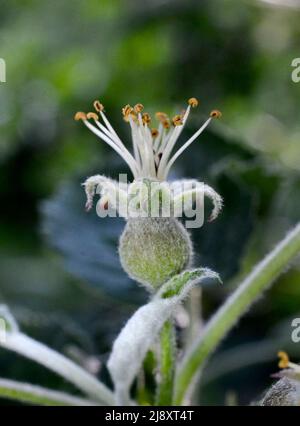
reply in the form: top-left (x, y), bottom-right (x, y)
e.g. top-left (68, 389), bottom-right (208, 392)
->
top-left (93, 100), bottom-right (104, 112)
top-left (151, 128), bottom-right (159, 138)
top-left (210, 109), bottom-right (222, 119)
top-left (122, 104), bottom-right (133, 117)
top-left (172, 114), bottom-right (183, 126)
top-left (122, 105), bottom-right (134, 122)
top-left (188, 97), bottom-right (199, 108)
top-left (142, 112), bottom-right (151, 125)
top-left (155, 112), bottom-right (168, 121)
top-left (130, 112), bottom-right (138, 122)
top-left (162, 119), bottom-right (170, 129)
top-left (134, 103), bottom-right (144, 114)
top-left (74, 111), bottom-right (87, 121)
top-left (86, 112), bottom-right (99, 121)
top-left (123, 113), bottom-right (137, 123)
top-left (278, 351), bottom-right (290, 369)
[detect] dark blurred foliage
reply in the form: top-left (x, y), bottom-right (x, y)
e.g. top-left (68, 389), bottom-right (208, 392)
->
top-left (0, 0), bottom-right (300, 405)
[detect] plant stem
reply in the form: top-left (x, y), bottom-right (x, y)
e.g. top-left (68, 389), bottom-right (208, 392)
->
top-left (0, 378), bottom-right (100, 406)
top-left (174, 222), bottom-right (300, 405)
top-left (156, 320), bottom-right (176, 405)
top-left (185, 287), bottom-right (203, 349)
top-left (1, 332), bottom-right (114, 405)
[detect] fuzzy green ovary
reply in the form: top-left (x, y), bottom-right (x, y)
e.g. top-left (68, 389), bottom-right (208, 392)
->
top-left (119, 218), bottom-right (192, 290)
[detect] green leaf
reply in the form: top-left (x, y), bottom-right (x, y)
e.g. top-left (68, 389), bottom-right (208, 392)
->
top-left (158, 268), bottom-right (221, 299)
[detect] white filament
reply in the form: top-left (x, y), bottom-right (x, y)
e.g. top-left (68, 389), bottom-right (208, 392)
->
top-left (162, 117), bottom-right (212, 180)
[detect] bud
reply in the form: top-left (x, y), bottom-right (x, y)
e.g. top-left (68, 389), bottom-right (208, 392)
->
top-left (259, 377), bottom-right (300, 406)
top-left (119, 218), bottom-right (193, 290)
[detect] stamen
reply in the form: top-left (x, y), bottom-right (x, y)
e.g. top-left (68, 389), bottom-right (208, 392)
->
top-left (76, 99), bottom-right (222, 181)
top-left (155, 112), bottom-right (171, 130)
top-left (91, 113), bottom-right (128, 149)
top-left (86, 112), bottom-right (99, 121)
top-left (157, 106), bottom-right (192, 179)
top-left (130, 113), bottom-right (151, 175)
top-left (162, 119), bottom-right (170, 129)
top-left (172, 115), bottom-right (183, 126)
top-left (163, 115), bottom-right (212, 179)
top-left (155, 112), bottom-right (166, 119)
top-left (130, 112), bottom-right (138, 123)
top-left (123, 115), bottom-right (131, 123)
top-left (95, 102), bottom-right (128, 148)
top-left (134, 103), bottom-right (144, 114)
top-left (188, 97), bottom-right (199, 108)
top-left (277, 350), bottom-right (300, 375)
top-left (155, 112), bottom-right (168, 121)
top-left (153, 123), bottom-right (163, 152)
top-left (278, 351), bottom-right (289, 369)
top-left (74, 111), bottom-right (87, 121)
top-left (122, 104), bottom-right (133, 116)
top-left (93, 100), bottom-right (104, 112)
top-left (151, 128), bottom-right (159, 138)
top-left (210, 109), bottom-right (222, 119)
top-left (122, 105), bottom-right (134, 122)
top-left (142, 113), bottom-right (151, 125)
top-left (128, 115), bottom-right (142, 168)
top-left (137, 112), bottom-right (155, 176)
top-left (83, 119), bottom-right (139, 177)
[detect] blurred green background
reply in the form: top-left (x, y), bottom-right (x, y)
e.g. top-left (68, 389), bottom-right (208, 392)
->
top-left (0, 0), bottom-right (300, 405)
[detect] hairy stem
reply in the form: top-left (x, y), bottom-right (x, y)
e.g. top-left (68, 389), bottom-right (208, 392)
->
top-left (185, 287), bottom-right (203, 349)
top-left (175, 222), bottom-right (300, 405)
top-left (0, 378), bottom-right (100, 406)
top-left (1, 332), bottom-right (114, 405)
top-left (156, 320), bottom-right (176, 406)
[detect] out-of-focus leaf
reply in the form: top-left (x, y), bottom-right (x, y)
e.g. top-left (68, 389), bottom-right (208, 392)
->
top-left (41, 174), bottom-right (146, 303)
top-left (174, 127), bottom-right (257, 279)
